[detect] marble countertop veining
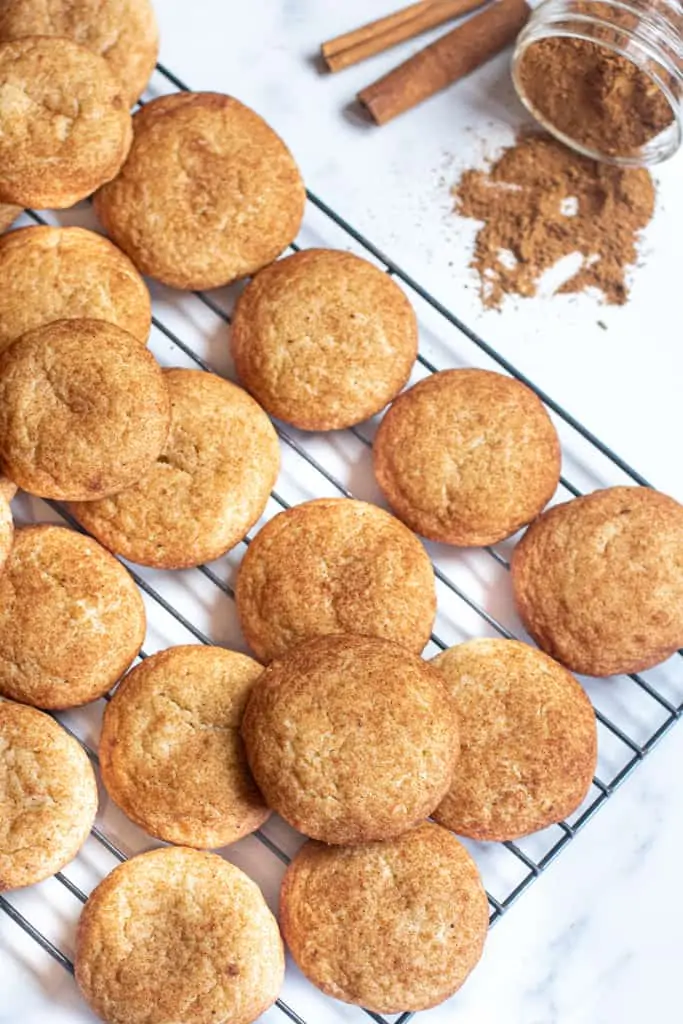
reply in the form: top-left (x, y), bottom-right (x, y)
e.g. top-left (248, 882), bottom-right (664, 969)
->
top-left (0, 3), bottom-right (681, 1024)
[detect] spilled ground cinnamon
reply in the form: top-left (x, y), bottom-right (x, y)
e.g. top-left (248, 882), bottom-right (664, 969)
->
top-left (452, 133), bottom-right (655, 308)
top-left (517, 37), bottom-right (673, 157)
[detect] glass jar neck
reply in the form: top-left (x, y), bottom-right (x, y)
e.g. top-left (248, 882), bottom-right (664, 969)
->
top-left (512, 0), bottom-right (683, 165)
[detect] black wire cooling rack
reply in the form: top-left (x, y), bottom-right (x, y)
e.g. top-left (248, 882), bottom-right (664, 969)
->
top-left (1, 60), bottom-right (682, 1024)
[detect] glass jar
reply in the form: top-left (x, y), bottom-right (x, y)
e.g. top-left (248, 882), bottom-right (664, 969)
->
top-left (511, 0), bottom-right (683, 165)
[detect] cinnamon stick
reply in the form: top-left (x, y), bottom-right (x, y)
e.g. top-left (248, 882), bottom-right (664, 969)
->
top-left (322, 0), bottom-right (487, 73)
top-left (358, 0), bottom-right (530, 125)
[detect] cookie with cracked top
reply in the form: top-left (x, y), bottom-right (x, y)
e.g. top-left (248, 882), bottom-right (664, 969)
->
top-left (0, 701), bottom-right (98, 890)
top-left (431, 638), bottom-right (597, 840)
top-left (231, 248), bottom-right (418, 430)
top-left (0, 0), bottom-right (159, 106)
top-left (75, 846), bottom-right (284, 1024)
top-left (0, 36), bottom-right (132, 208)
top-left (94, 92), bottom-right (305, 290)
top-left (70, 368), bottom-right (280, 569)
top-left (0, 226), bottom-right (151, 354)
top-left (373, 368), bottom-right (561, 546)
top-left (100, 645), bottom-right (269, 848)
top-left (280, 823), bottom-right (489, 1013)
top-left (0, 319), bottom-right (169, 501)
top-left (512, 485), bottom-right (683, 676)
top-left (241, 634), bottom-right (459, 845)
top-left (236, 497), bottom-right (436, 661)
top-left (0, 525), bottom-right (145, 709)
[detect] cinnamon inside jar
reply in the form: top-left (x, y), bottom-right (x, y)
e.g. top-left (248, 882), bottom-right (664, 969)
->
top-left (516, 35), bottom-right (674, 158)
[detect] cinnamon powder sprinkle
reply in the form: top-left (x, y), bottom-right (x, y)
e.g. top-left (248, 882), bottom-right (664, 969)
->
top-left (452, 134), bottom-right (656, 308)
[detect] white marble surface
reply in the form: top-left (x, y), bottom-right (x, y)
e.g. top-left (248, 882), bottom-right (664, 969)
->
top-left (1, 2), bottom-right (683, 1023)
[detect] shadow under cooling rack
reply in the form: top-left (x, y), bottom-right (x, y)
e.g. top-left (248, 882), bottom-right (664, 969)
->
top-left (1, 60), bottom-right (682, 1024)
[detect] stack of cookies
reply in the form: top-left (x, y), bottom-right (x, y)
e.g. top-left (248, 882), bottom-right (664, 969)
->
top-left (1, 3), bottom-right (683, 1024)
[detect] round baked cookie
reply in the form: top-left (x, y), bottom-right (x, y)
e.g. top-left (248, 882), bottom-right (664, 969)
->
top-left (0, 0), bottom-right (159, 106)
top-left (236, 498), bottom-right (435, 662)
top-left (0, 204), bottom-right (21, 233)
top-left (0, 701), bottom-right (98, 890)
top-left (280, 822), bottom-right (489, 1013)
top-left (75, 847), bottom-right (284, 1024)
top-left (100, 646), bottom-right (269, 848)
top-left (512, 486), bottom-right (683, 676)
top-left (231, 249), bottom-right (418, 430)
top-left (0, 226), bottom-right (151, 354)
top-left (94, 92), bottom-right (305, 290)
top-left (0, 37), bottom-right (131, 209)
top-left (373, 369), bottom-right (561, 546)
top-left (242, 634), bottom-right (459, 844)
top-left (0, 319), bottom-right (169, 501)
top-left (70, 369), bottom-right (280, 568)
top-left (431, 639), bottom-right (597, 840)
top-left (0, 525), bottom-right (145, 709)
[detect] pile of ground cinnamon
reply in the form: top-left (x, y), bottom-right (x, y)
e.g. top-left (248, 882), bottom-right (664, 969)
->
top-left (517, 37), bottom-right (673, 157)
top-left (452, 133), bottom-right (655, 308)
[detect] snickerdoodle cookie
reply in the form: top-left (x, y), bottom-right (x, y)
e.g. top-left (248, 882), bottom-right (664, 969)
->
top-left (0, 319), bottom-right (169, 500)
top-left (94, 92), bottom-right (305, 290)
top-left (0, 0), bottom-right (159, 106)
top-left (0, 701), bottom-right (98, 890)
top-left (512, 486), bottom-right (683, 676)
top-left (373, 369), bottom-right (561, 546)
top-left (242, 634), bottom-right (459, 844)
top-left (280, 822), bottom-right (488, 1013)
top-left (100, 646), bottom-right (269, 848)
top-left (71, 369), bottom-right (280, 568)
top-left (75, 847), bottom-right (284, 1024)
top-left (0, 204), bottom-right (20, 233)
top-left (231, 249), bottom-right (418, 430)
top-left (236, 498), bottom-right (435, 661)
top-left (0, 226), bottom-right (151, 353)
top-left (0, 37), bottom-right (131, 209)
top-left (0, 525), bottom-right (145, 709)
top-left (431, 639), bottom-right (597, 840)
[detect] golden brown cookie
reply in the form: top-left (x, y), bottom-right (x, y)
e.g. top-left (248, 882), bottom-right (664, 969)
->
top-left (0, 0), bottom-right (159, 106)
top-left (512, 486), bottom-right (683, 676)
top-left (0, 319), bottom-right (169, 501)
top-left (0, 226), bottom-right (151, 354)
top-left (236, 497), bottom-right (435, 661)
top-left (0, 525), bottom-right (145, 709)
top-left (0, 204), bottom-right (20, 233)
top-left (373, 368), bottom-right (561, 546)
top-left (70, 368), bottom-right (280, 569)
top-left (100, 646), bottom-right (269, 848)
top-left (431, 639), bottom-right (597, 840)
top-left (231, 249), bottom-right (418, 430)
top-left (94, 92), bottom-right (305, 290)
top-left (280, 823), bottom-right (489, 1013)
top-left (75, 846), bottom-right (284, 1024)
top-left (0, 701), bottom-right (98, 890)
top-left (242, 634), bottom-right (459, 844)
top-left (0, 37), bottom-right (132, 209)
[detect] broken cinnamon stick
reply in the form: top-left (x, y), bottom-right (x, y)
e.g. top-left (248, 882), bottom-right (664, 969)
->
top-left (358, 0), bottom-right (530, 125)
top-left (322, 0), bottom-right (487, 73)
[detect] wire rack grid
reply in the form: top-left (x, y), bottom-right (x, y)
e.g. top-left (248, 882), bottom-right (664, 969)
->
top-left (1, 60), bottom-right (682, 1024)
